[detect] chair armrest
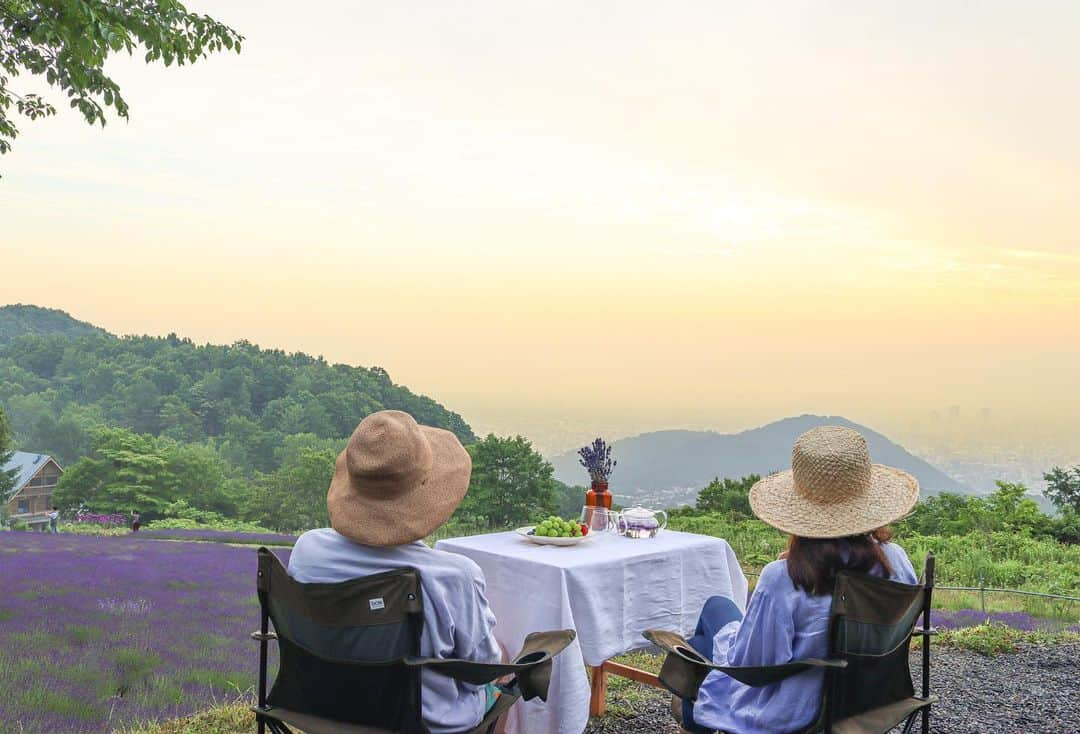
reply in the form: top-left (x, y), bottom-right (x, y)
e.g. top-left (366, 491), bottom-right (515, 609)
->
top-left (643, 629), bottom-right (847, 700)
top-left (406, 629), bottom-right (576, 702)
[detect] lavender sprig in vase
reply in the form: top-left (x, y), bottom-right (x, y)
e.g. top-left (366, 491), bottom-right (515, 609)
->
top-left (579, 438), bottom-right (616, 529)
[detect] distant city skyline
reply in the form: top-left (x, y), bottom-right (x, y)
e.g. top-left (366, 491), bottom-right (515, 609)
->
top-left (2, 2), bottom-right (1077, 466)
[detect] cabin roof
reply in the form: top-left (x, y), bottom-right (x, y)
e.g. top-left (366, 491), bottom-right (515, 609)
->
top-left (2, 451), bottom-right (62, 502)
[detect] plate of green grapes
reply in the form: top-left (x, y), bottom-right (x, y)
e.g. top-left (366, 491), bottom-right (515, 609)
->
top-left (516, 516), bottom-right (591, 546)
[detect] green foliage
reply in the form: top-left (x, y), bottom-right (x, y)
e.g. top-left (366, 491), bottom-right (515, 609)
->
top-left (897, 483), bottom-right (1055, 540)
top-left (0, 319), bottom-right (475, 473)
top-left (113, 701), bottom-right (254, 734)
top-left (900, 531), bottom-right (1079, 594)
top-left (57, 522), bottom-right (128, 536)
top-left (695, 474), bottom-right (759, 517)
top-left (668, 500), bottom-right (1079, 600)
top-left (668, 512), bottom-right (786, 568)
top-left (142, 518), bottom-right (274, 533)
top-left (242, 447), bottom-right (336, 532)
top-left (1044, 466), bottom-right (1080, 515)
top-left (0, 305), bottom-right (105, 345)
top-left (938, 623), bottom-right (1080, 656)
top-left (0, 404), bottom-right (16, 502)
top-left (456, 434), bottom-right (559, 528)
top-left (52, 427), bottom-right (240, 520)
top-left (0, 0), bottom-right (242, 160)
top-left (553, 482), bottom-right (587, 518)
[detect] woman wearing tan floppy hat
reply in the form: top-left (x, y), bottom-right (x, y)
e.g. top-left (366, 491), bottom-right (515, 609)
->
top-left (287, 410), bottom-right (503, 734)
top-left (679, 426), bottom-right (921, 734)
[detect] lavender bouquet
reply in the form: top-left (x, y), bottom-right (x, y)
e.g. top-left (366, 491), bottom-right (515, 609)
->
top-left (578, 438), bottom-right (616, 484)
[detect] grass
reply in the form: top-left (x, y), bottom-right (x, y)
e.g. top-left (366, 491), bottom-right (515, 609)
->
top-left (113, 702), bottom-right (255, 734)
top-left (938, 623), bottom-right (1080, 655)
top-left (601, 650), bottom-right (665, 719)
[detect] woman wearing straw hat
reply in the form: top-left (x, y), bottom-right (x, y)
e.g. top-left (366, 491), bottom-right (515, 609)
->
top-left (679, 426), bottom-right (921, 734)
top-left (287, 410), bottom-right (504, 734)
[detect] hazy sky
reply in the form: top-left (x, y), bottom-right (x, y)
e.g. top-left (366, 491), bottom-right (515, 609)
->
top-left (2, 1), bottom-right (1078, 451)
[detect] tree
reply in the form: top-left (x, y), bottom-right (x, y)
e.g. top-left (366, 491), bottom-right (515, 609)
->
top-left (985, 481), bottom-right (1051, 535)
top-left (52, 426), bottom-right (241, 520)
top-left (243, 448), bottom-right (336, 532)
top-left (1044, 466), bottom-right (1080, 515)
top-left (899, 492), bottom-right (979, 536)
top-left (53, 427), bottom-right (174, 516)
top-left (457, 435), bottom-right (559, 528)
top-left (553, 482), bottom-right (587, 519)
top-left (696, 474), bottom-right (760, 517)
top-left (0, 0), bottom-right (242, 160)
top-left (0, 404), bottom-right (17, 505)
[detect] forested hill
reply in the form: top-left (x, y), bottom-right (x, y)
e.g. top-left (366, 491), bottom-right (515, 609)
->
top-left (0, 304), bottom-right (107, 344)
top-left (0, 305), bottom-right (475, 472)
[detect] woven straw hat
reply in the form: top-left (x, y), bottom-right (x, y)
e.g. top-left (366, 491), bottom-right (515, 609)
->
top-left (327, 410), bottom-right (471, 546)
top-left (749, 426), bottom-right (919, 539)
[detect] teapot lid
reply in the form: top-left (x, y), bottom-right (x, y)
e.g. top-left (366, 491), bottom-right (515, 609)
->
top-left (623, 506), bottom-right (655, 517)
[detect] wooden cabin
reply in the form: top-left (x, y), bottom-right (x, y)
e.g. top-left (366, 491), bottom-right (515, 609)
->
top-left (4, 451), bottom-right (64, 520)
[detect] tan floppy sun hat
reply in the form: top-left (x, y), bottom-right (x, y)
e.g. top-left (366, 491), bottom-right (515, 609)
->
top-left (327, 410), bottom-right (471, 546)
top-left (749, 425), bottom-right (919, 539)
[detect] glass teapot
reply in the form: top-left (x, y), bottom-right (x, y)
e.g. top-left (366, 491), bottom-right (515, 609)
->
top-left (616, 506), bottom-right (668, 539)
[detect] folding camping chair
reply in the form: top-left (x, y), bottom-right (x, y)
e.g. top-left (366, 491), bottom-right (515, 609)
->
top-left (251, 547), bottom-right (576, 734)
top-left (645, 553), bottom-right (937, 734)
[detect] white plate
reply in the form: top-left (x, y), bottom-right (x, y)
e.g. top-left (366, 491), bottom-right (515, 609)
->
top-left (515, 526), bottom-right (591, 546)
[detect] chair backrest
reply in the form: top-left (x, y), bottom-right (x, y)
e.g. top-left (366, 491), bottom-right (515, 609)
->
top-left (825, 569), bottom-right (927, 722)
top-left (257, 548), bottom-right (426, 733)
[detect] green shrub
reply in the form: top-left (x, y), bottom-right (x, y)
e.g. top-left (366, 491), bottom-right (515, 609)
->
top-left (938, 623), bottom-right (1080, 655)
top-left (142, 518), bottom-right (274, 533)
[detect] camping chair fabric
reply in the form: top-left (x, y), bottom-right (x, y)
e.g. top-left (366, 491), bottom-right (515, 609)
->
top-left (251, 547), bottom-right (575, 734)
top-left (645, 553), bottom-right (936, 734)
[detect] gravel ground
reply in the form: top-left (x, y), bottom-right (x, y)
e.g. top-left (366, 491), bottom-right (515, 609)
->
top-left (584, 643), bottom-right (1080, 734)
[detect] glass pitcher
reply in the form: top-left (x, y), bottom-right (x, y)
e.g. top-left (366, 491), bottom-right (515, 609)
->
top-left (615, 506), bottom-right (668, 538)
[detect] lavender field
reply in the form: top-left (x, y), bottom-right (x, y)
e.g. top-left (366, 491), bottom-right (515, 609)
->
top-left (0, 532), bottom-right (288, 733)
top-left (1, 530), bottom-right (1074, 733)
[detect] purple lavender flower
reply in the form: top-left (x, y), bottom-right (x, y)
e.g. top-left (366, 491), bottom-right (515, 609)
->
top-left (0, 531), bottom-right (291, 733)
top-left (578, 437), bottom-right (616, 483)
top-left (74, 510), bottom-right (127, 527)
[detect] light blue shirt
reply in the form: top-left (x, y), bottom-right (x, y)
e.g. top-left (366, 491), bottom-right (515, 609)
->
top-left (287, 528), bottom-right (502, 734)
top-left (693, 542), bottom-right (917, 734)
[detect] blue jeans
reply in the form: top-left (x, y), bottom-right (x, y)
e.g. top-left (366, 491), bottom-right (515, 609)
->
top-left (682, 596), bottom-right (744, 734)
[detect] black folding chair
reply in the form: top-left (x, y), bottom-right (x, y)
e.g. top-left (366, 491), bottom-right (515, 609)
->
top-left (251, 547), bottom-right (575, 734)
top-left (646, 553), bottom-right (937, 734)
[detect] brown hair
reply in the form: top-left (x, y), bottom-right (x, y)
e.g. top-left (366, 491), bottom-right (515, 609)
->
top-left (786, 527), bottom-right (894, 596)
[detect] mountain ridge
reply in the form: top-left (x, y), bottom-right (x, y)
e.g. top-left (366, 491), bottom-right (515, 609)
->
top-left (550, 414), bottom-right (971, 508)
top-left (0, 304), bottom-right (109, 344)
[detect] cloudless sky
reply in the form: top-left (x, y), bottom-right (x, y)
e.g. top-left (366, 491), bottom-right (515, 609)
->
top-left (2, 1), bottom-right (1078, 451)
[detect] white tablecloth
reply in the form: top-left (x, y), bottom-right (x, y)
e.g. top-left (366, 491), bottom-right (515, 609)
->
top-left (435, 530), bottom-right (748, 734)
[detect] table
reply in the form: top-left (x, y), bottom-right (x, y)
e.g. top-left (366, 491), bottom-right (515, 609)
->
top-left (436, 530), bottom-right (748, 734)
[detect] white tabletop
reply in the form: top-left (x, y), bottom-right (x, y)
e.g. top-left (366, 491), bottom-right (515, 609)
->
top-left (436, 529), bottom-right (748, 734)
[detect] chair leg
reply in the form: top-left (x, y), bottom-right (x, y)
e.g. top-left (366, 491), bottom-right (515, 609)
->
top-left (900, 712), bottom-right (917, 734)
top-left (267, 720), bottom-right (293, 734)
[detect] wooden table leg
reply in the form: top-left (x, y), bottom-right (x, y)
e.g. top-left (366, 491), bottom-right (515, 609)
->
top-left (588, 659), bottom-right (663, 718)
top-left (588, 663), bottom-right (607, 717)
